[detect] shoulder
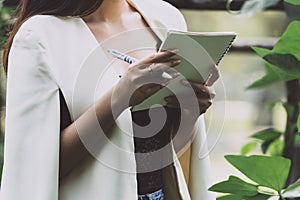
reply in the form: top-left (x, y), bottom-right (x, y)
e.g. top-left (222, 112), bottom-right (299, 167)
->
top-left (13, 15), bottom-right (81, 48)
top-left (131, 0), bottom-right (187, 31)
top-left (15, 15), bottom-right (79, 40)
top-left (12, 15), bottom-right (52, 49)
top-left (16, 15), bottom-right (59, 38)
top-left (18, 15), bottom-right (77, 31)
top-left (152, 0), bottom-right (186, 23)
top-left (142, 0), bottom-right (182, 15)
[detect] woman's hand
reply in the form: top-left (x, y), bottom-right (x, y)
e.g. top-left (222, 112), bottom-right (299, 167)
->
top-left (112, 49), bottom-right (181, 111)
top-left (164, 64), bottom-right (219, 117)
top-left (164, 78), bottom-right (217, 152)
top-left (164, 80), bottom-right (215, 117)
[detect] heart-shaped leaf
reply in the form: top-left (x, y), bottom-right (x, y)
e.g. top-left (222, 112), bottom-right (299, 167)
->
top-left (241, 141), bottom-right (258, 155)
top-left (209, 176), bottom-right (258, 196)
top-left (251, 128), bottom-right (282, 141)
top-left (225, 155), bottom-right (291, 191)
top-left (263, 53), bottom-right (300, 78)
top-left (272, 21), bottom-right (300, 60)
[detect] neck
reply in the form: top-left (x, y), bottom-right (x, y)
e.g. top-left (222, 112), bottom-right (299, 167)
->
top-left (85, 0), bottom-right (133, 22)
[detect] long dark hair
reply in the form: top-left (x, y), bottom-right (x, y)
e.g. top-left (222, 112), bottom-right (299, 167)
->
top-left (3, 0), bottom-right (103, 73)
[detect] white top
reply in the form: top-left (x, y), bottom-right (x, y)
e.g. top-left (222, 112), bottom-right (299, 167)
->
top-left (1, 0), bottom-right (215, 199)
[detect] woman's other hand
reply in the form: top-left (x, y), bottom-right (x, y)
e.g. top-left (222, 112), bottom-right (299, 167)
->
top-left (164, 79), bottom-right (216, 117)
top-left (164, 79), bottom-right (216, 152)
top-left (164, 63), bottom-right (219, 117)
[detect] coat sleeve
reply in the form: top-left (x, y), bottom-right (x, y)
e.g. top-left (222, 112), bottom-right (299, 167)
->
top-left (0, 21), bottom-right (60, 200)
top-left (189, 116), bottom-right (216, 199)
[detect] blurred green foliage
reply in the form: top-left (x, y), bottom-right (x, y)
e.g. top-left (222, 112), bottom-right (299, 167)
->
top-left (241, 19), bottom-right (300, 157)
top-left (0, 5), bottom-right (15, 49)
top-left (210, 0), bottom-right (300, 199)
top-left (0, 2), bottom-right (15, 184)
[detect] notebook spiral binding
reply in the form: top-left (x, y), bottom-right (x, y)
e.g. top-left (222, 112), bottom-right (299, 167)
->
top-left (216, 35), bottom-right (237, 66)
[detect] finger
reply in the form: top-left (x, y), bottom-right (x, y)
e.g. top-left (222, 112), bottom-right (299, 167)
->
top-left (205, 65), bottom-right (220, 86)
top-left (138, 60), bottom-right (181, 85)
top-left (182, 80), bottom-right (216, 99)
top-left (136, 84), bottom-right (162, 97)
top-left (146, 60), bottom-right (181, 77)
top-left (181, 80), bottom-right (212, 98)
top-left (139, 49), bottom-right (179, 64)
top-left (156, 59), bottom-right (181, 70)
top-left (208, 86), bottom-right (216, 99)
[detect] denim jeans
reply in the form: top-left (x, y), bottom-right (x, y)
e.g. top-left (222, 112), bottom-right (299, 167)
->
top-left (138, 189), bottom-right (164, 200)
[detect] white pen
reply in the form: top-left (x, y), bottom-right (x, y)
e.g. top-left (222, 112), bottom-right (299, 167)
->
top-left (108, 49), bottom-right (173, 79)
top-left (108, 49), bottom-right (137, 64)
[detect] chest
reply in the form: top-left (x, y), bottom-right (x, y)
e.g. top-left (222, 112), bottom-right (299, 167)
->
top-left (101, 28), bottom-right (160, 76)
top-left (86, 17), bottom-right (160, 73)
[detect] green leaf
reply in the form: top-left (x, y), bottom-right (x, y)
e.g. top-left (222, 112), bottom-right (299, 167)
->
top-left (241, 141), bottom-right (257, 155)
top-left (252, 46), bottom-right (272, 58)
top-left (283, 103), bottom-right (295, 118)
top-left (285, 0), bottom-right (300, 5)
top-left (242, 194), bottom-right (271, 200)
top-left (225, 155), bottom-right (291, 191)
top-left (282, 179), bottom-right (300, 198)
top-left (270, 65), bottom-right (300, 81)
top-left (295, 133), bottom-right (300, 147)
top-left (266, 139), bottom-right (284, 156)
top-left (246, 64), bottom-right (281, 89)
top-left (217, 195), bottom-right (241, 200)
top-left (263, 53), bottom-right (300, 78)
top-left (273, 21), bottom-right (300, 60)
top-left (209, 176), bottom-right (258, 196)
top-left (251, 128), bottom-right (282, 141)
top-left (250, 22), bottom-right (300, 84)
top-left (246, 61), bottom-right (297, 90)
top-left (256, 130), bottom-right (283, 155)
top-left (217, 194), bottom-right (270, 200)
top-left (261, 140), bottom-right (275, 154)
top-left (284, 0), bottom-right (300, 21)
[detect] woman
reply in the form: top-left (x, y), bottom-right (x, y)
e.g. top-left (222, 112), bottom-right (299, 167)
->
top-left (1, 0), bottom-right (217, 199)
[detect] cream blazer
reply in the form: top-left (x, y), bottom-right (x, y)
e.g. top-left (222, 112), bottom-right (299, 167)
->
top-left (1, 0), bottom-right (215, 199)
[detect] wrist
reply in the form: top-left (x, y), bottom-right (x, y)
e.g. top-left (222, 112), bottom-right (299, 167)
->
top-left (111, 86), bottom-right (131, 114)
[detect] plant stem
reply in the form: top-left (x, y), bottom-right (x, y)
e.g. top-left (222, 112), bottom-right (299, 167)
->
top-left (283, 79), bottom-right (300, 200)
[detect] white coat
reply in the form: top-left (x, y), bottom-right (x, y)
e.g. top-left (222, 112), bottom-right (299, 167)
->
top-left (1, 0), bottom-right (215, 199)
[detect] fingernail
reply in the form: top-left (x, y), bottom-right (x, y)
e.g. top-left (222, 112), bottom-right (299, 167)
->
top-left (172, 72), bottom-right (180, 78)
top-left (161, 81), bottom-right (170, 87)
top-left (181, 79), bottom-right (189, 85)
top-left (168, 48), bottom-right (179, 54)
top-left (173, 59), bottom-right (181, 65)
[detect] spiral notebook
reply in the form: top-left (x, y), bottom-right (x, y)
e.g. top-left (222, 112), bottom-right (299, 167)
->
top-left (132, 30), bottom-right (236, 111)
